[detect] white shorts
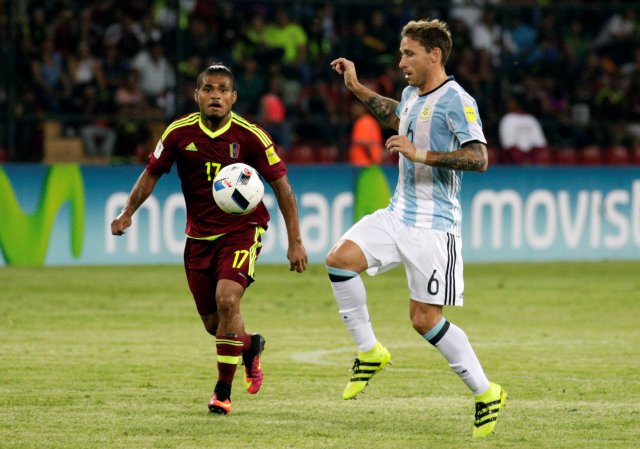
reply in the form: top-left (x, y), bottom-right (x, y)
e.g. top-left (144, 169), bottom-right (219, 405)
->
top-left (342, 209), bottom-right (464, 306)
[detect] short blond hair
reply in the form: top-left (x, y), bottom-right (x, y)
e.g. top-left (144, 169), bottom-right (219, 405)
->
top-left (401, 19), bottom-right (452, 65)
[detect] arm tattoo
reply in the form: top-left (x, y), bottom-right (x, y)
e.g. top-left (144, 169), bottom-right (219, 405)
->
top-left (365, 96), bottom-right (399, 129)
top-left (432, 142), bottom-right (488, 172)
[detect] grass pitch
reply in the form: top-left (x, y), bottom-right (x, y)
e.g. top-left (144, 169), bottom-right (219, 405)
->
top-left (1, 261), bottom-right (639, 449)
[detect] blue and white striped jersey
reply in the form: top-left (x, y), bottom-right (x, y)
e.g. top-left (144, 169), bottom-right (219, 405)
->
top-left (388, 76), bottom-right (486, 236)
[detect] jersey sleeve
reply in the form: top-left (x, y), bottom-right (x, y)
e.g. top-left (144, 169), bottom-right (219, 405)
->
top-left (246, 125), bottom-right (287, 183)
top-left (146, 128), bottom-right (178, 176)
top-left (395, 86), bottom-right (411, 118)
top-left (446, 92), bottom-right (487, 145)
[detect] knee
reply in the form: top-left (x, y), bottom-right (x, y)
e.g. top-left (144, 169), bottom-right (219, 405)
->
top-left (410, 306), bottom-right (443, 335)
top-left (326, 240), bottom-right (365, 271)
top-left (325, 247), bottom-right (343, 268)
top-left (411, 317), bottom-right (431, 335)
top-left (215, 293), bottom-right (240, 316)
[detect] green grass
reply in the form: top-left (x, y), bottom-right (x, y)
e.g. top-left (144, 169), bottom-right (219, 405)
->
top-left (1, 261), bottom-right (639, 448)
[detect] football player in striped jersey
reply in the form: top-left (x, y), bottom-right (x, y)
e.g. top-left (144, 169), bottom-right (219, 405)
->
top-left (327, 20), bottom-right (506, 438)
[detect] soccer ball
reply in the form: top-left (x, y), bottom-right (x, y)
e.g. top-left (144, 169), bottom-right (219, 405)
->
top-left (212, 163), bottom-right (265, 215)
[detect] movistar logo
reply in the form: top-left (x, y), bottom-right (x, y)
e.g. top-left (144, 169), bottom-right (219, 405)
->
top-left (0, 165), bottom-right (85, 266)
top-left (353, 165), bottom-right (392, 221)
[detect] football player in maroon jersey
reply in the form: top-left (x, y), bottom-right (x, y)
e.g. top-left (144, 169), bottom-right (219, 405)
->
top-left (111, 64), bottom-right (307, 415)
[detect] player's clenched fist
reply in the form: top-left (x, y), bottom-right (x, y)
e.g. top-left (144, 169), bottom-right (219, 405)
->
top-left (110, 213), bottom-right (131, 235)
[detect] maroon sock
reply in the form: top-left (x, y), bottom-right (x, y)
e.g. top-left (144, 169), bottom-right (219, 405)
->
top-left (216, 335), bottom-right (244, 385)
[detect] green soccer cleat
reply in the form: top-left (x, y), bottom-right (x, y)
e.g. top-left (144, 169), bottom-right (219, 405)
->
top-left (342, 342), bottom-right (391, 400)
top-left (473, 382), bottom-right (507, 438)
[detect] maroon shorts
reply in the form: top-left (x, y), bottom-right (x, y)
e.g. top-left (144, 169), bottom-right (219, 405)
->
top-left (184, 227), bottom-right (264, 316)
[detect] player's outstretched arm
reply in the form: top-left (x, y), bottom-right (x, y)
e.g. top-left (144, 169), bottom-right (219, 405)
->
top-left (330, 57), bottom-right (400, 131)
top-left (269, 175), bottom-right (308, 273)
top-left (111, 169), bottom-right (161, 235)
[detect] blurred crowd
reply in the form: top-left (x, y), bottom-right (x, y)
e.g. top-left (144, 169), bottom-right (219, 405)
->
top-left (1, 0), bottom-right (640, 165)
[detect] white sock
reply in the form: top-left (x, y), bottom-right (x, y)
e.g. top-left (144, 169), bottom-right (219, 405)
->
top-left (329, 272), bottom-right (377, 352)
top-left (424, 318), bottom-right (490, 395)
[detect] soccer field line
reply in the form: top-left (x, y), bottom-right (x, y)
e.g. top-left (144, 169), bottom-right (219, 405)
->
top-left (290, 338), bottom-right (631, 370)
top-left (291, 346), bottom-right (453, 373)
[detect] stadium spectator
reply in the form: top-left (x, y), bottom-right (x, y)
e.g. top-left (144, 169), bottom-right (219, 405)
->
top-left (327, 18), bottom-right (506, 439)
top-left (131, 38), bottom-right (176, 116)
top-left (78, 85), bottom-right (117, 161)
top-left (73, 8), bottom-right (104, 57)
top-left (364, 9), bottom-right (398, 71)
top-left (113, 69), bottom-right (152, 161)
top-left (298, 80), bottom-right (335, 145)
top-left (263, 8), bottom-right (310, 81)
top-left (234, 57), bottom-right (267, 118)
top-left (30, 37), bottom-right (72, 114)
top-left (26, 7), bottom-right (49, 48)
top-left (470, 7), bottom-right (503, 67)
top-left (102, 43), bottom-right (131, 110)
top-left (110, 63), bottom-right (307, 415)
top-left (68, 42), bottom-right (107, 97)
top-left (499, 95), bottom-right (549, 164)
top-left (563, 18), bottom-right (592, 69)
top-left (182, 16), bottom-right (216, 63)
top-left (258, 76), bottom-right (291, 150)
top-left (103, 12), bottom-right (144, 59)
top-left (232, 13), bottom-right (282, 68)
top-left (5, 0), bottom-right (640, 165)
top-left (593, 9), bottom-right (637, 64)
top-left (343, 19), bottom-right (378, 77)
top-left (12, 87), bottom-right (45, 162)
top-left (348, 100), bottom-right (383, 166)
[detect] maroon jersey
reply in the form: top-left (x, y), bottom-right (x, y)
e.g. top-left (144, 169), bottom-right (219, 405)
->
top-left (147, 112), bottom-right (287, 238)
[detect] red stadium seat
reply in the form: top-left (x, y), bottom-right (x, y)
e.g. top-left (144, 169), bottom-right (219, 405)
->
top-left (531, 146), bottom-right (552, 165)
top-left (631, 145), bottom-right (640, 164)
top-left (604, 145), bottom-right (630, 165)
top-left (316, 145), bottom-right (339, 163)
top-left (287, 145), bottom-right (314, 164)
top-left (486, 146), bottom-right (499, 165)
top-left (580, 145), bottom-right (603, 165)
top-left (554, 147), bottom-right (578, 165)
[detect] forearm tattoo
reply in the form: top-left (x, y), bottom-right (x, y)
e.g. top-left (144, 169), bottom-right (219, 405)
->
top-left (365, 96), bottom-right (399, 129)
top-left (432, 142), bottom-right (487, 171)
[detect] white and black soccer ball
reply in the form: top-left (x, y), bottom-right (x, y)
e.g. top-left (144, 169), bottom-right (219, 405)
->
top-left (212, 163), bottom-right (265, 215)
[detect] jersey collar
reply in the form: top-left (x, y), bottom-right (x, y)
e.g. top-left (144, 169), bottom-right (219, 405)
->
top-left (198, 112), bottom-right (234, 139)
top-left (419, 75), bottom-right (455, 97)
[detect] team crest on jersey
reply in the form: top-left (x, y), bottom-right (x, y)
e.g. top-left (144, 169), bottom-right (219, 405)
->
top-left (230, 142), bottom-right (240, 158)
top-left (153, 139), bottom-right (164, 158)
top-left (420, 106), bottom-right (432, 121)
top-left (464, 106), bottom-right (477, 122)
